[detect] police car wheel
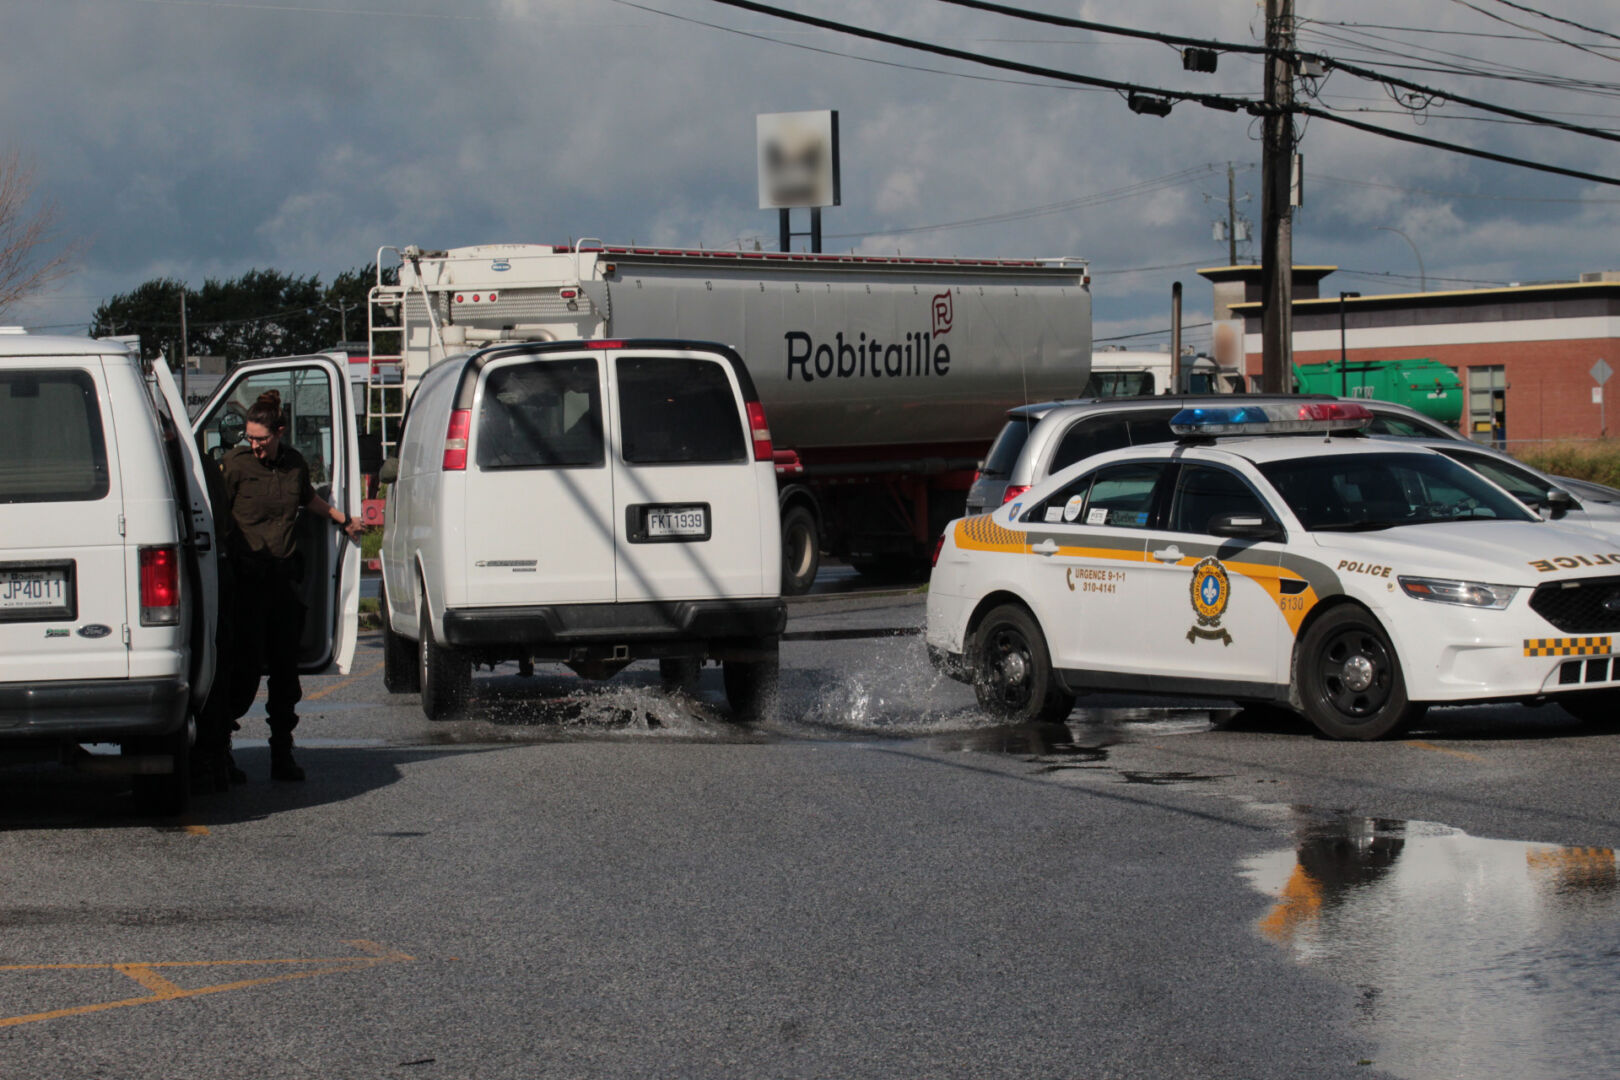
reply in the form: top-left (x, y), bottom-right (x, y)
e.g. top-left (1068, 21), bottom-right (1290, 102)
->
top-left (1296, 606), bottom-right (1417, 741)
top-left (380, 583), bottom-right (421, 694)
top-left (419, 612), bottom-right (471, 721)
top-left (1560, 689), bottom-right (1620, 728)
top-left (971, 605), bottom-right (1074, 724)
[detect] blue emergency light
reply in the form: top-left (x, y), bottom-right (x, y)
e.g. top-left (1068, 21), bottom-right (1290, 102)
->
top-left (1169, 401), bottom-right (1374, 436)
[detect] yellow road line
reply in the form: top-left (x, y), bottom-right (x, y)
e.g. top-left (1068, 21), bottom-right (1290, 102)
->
top-left (1402, 739), bottom-right (1485, 762)
top-left (304, 660), bottom-right (386, 703)
top-left (0, 940), bottom-right (412, 1029)
top-left (184, 825), bottom-right (210, 836)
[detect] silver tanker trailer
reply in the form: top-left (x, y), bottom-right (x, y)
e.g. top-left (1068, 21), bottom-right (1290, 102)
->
top-left (366, 242), bottom-right (1091, 593)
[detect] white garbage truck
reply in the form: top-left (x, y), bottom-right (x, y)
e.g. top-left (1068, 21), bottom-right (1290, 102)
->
top-left (366, 243), bottom-right (1091, 593)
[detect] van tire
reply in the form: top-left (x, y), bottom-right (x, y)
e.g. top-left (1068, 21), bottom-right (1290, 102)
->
top-left (380, 584), bottom-right (420, 694)
top-left (419, 613), bottom-right (471, 721)
top-left (724, 642), bottom-right (780, 724)
top-left (659, 657), bottom-right (702, 693)
top-left (780, 505), bottom-right (820, 596)
top-left (131, 726), bottom-right (191, 817)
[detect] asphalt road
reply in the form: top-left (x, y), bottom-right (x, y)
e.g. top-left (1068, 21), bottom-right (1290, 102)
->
top-left (3, 588), bottom-right (1619, 1079)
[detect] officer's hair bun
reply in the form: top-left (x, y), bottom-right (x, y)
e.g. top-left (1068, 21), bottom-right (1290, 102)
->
top-left (246, 389), bottom-right (286, 429)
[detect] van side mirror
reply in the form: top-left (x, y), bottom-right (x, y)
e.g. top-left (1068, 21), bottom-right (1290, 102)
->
top-left (378, 457), bottom-right (399, 485)
top-left (1545, 488), bottom-right (1573, 518)
top-left (1209, 512), bottom-right (1284, 542)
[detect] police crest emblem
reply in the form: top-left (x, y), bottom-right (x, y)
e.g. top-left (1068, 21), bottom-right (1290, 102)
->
top-left (1187, 556), bottom-right (1233, 645)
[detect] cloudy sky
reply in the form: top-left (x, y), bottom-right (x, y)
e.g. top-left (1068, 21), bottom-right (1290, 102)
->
top-left (3, 0), bottom-right (1618, 347)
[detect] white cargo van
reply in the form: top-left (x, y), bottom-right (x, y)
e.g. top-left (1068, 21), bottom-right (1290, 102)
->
top-left (379, 339), bottom-right (785, 721)
top-left (0, 331), bottom-right (360, 814)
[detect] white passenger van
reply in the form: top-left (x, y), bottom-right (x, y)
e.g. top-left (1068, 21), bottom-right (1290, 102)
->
top-left (0, 330), bottom-right (360, 814)
top-left (378, 339), bottom-right (785, 721)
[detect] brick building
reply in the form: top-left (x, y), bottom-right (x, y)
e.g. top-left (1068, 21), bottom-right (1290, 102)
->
top-left (1199, 265), bottom-right (1620, 444)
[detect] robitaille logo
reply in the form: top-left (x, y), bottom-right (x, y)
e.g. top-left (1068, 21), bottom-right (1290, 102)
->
top-left (932, 291), bottom-right (953, 335)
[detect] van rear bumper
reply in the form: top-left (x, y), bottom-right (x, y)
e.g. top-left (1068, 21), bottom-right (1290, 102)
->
top-left (442, 598), bottom-right (787, 648)
top-left (0, 677), bottom-right (189, 741)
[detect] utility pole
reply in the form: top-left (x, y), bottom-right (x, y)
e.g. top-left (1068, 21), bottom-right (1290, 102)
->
top-left (177, 285), bottom-right (188, 403)
top-left (1260, 0), bottom-right (1296, 394)
top-left (1227, 163), bottom-right (1238, 266)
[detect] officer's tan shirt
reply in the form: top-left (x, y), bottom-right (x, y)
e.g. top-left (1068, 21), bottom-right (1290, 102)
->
top-left (221, 444), bottom-right (315, 560)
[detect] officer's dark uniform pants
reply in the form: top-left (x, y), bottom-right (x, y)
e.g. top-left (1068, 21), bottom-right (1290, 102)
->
top-left (227, 556), bottom-right (308, 747)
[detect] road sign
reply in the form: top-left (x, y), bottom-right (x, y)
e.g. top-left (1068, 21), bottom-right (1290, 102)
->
top-left (1592, 358), bottom-right (1612, 386)
top-left (1594, 386), bottom-right (1604, 404)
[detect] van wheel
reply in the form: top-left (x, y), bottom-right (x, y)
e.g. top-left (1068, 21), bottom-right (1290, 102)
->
top-left (971, 604), bottom-right (1074, 723)
top-left (380, 584), bottom-right (420, 694)
top-left (1295, 605), bottom-right (1420, 740)
top-left (781, 506), bottom-right (820, 596)
top-left (724, 642), bottom-right (780, 723)
top-left (419, 614), bottom-right (471, 721)
top-left (130, 726), bottom-right (191, 817)
top-left (660, 657), bottom-right (702, 693)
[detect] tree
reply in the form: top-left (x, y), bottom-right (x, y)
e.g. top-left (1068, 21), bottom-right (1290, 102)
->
top-left (91, 263), bottom-right (394, 367)
top-left (0, 151), bottom-right (78, 316)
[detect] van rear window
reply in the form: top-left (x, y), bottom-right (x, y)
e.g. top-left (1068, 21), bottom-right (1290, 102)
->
top-left (616, 357), bottom-right (747, 465)
top-left (0, 370), bottom-right (110, 503)
top-left (476, 359), bottom-right (604, 470)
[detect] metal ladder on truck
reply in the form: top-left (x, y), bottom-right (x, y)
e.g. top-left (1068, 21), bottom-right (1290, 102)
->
top-left (365, 246), bottom-right (448, 463)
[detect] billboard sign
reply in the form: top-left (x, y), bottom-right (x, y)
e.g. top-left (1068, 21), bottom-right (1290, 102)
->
top-left (757, 110), bottom-right (840, 209)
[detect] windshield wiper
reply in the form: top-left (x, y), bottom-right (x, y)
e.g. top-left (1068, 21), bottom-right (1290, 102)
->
top-left (1310, 520), bottom-right (1406, 532)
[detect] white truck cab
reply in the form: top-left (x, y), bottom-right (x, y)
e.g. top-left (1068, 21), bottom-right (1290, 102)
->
top-left (379, 338), bottom-right (785, 720)
top-left (0, 331), bottom-right (360, 813)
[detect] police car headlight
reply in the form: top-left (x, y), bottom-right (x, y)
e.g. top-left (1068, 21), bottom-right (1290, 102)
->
top-left (1398, 576), bottom-right (1517, 610)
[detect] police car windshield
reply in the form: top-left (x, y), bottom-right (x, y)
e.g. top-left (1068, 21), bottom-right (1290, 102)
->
top-left (1258, 451), bottom-right (1538, 531)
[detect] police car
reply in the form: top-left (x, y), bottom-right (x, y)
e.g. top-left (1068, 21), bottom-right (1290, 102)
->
top-left (927, 402), bottom-right (1620, 740)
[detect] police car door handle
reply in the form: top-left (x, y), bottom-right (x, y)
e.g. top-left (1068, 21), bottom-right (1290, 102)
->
top-left (1032, 538), bottom-right (1061, 556)
top-left (1152, 545), bottom-right (1183, 563)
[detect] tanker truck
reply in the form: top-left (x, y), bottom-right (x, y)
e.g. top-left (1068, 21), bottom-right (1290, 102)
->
top-left (365, 243), bottom-right (1092, 594)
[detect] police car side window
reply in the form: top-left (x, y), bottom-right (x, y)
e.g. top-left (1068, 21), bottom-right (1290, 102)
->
top-left (1085, 463), bottom-right (1164, 528)
top-left (1168, 465), bottom-right (1271, 535)
top-left (1049, 419), bottom-right (1130, 473)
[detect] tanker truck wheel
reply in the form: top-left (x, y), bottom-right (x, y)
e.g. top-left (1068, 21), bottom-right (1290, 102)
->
top-left (780, 506), bottom-right (820, 596)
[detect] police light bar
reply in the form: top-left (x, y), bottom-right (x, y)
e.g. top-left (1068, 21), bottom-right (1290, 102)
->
top-left (1169, 401), bottom-right (1374, 436)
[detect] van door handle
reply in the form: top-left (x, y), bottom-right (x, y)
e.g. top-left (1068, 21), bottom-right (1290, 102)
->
top-left (1031, 538), bottom-right (1060, 556)
top-left (1152, 545), bottom-right (1183, 563)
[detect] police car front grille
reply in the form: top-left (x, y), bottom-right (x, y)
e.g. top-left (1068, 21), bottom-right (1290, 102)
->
top-left (1529, 577), bottom-right (1620, 633)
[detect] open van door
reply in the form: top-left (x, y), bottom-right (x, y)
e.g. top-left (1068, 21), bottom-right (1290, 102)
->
top-left (192, 355), bottom-right (361, 675)
top-left (147, 359), bottom-right (219, 706)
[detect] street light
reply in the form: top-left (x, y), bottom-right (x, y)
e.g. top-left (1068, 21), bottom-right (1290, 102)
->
top-left (1339, 291), bottom-right (1361, 397)
top-left (1375, 226), bottom-right (1425, 292)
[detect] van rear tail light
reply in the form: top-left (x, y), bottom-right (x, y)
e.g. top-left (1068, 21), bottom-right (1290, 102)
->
top-left (747, 401), bottom-right (774, 461)
top-left (932, 534), bottom-right (946, 567)
top-left (443, 409), bottom-right (472, 471)
top-left (1000, 484), bottom-right (1030, 505)
top-left (139, 545), bottom-right (180, 626)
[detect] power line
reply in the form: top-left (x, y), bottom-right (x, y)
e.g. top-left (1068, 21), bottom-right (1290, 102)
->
top-left (1476, 0), bottom-right (1620, 45)
top-left (696, 0), bottom-right (1260, 112)
top-left (932, 0), bottom-right (1620, 142)
top-left (600, 0), bottom-right (1107, 92)
top-left (1095, 321), bottom-right (1213, 344)
top-left (1310, 174), bottom-right (1620, 205)
top-left (1297, 103), bottom-right (1620, 188)
top-left (824, 165), bottom-right (1237, 240)
top-left (1449, 0), bottom-right (1620, 62)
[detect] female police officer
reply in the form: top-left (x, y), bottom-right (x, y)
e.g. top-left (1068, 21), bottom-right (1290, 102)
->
top-left (221, 390), bottom-right (363, 781)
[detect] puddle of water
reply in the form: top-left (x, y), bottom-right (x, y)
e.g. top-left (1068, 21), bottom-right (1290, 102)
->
top-left (421, 674), bottom-right (751, 744)
top-left (1243, 810), bottom-right (1620, 1079)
